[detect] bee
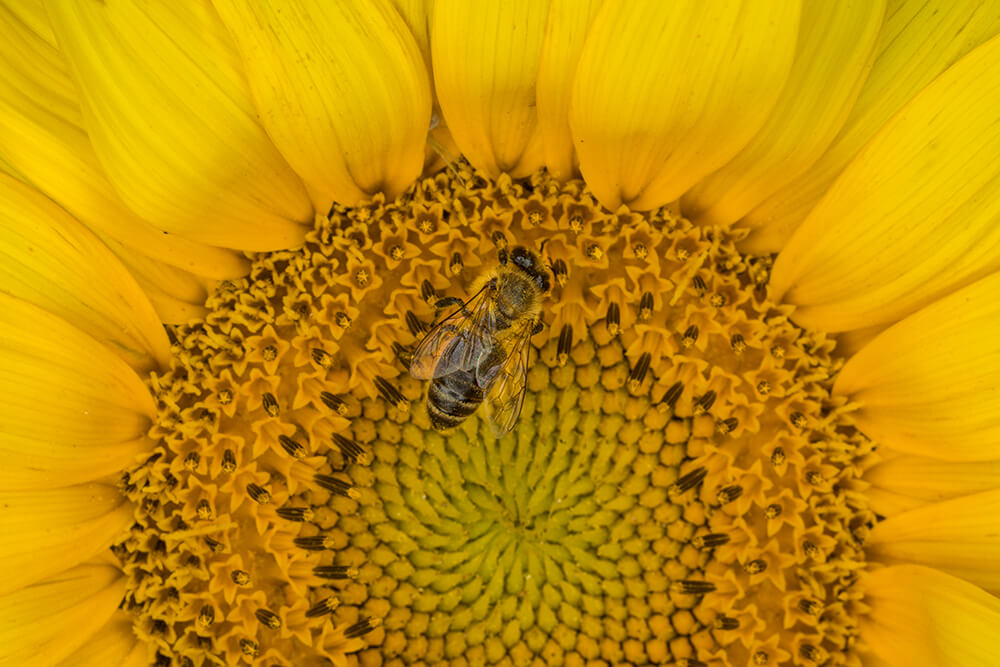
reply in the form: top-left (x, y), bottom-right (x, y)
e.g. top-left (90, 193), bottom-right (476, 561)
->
top-left (409, 245), bottom-right (551, 435)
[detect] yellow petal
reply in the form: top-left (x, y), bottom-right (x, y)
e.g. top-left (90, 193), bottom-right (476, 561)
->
top-left (864, 454), bottom-right (1000, 516)
top-left (771, 33), bottom-right (1000, 333)
top-left (0, 483), bottom-right (132, 595)
top-left (45, 0), bottom-right (313, 252)
top-left (860, 565), bottom-right (1000, 667)
top-left (570, 0), bottom-right (800, 211)
top-left (431, 0), bottom-right (550, 178)
top-left (867, 489), bottom-right (1000, 594)
top-left (743, 0), bottom-right (1000, 253)
top-left (390, 0), bottom-right (433, 89)
top-left (0, 293), bottom-right (156, 449)
top-left (0, 563), bottom-right (125, 667)
top-left (682, 0), bottom-right (885, 226)
top-left (55, 612), bottom-right (150, 667)
top-left (212, 0), bottom-right (431, 210)
top-left (0, 171), bottom-right (170, 372)
top-left (0, 7), bottom-right (248, 281)
top-left (833, 272), bottom-right (1000, 461)
top-left (0, 433), bottom-right (146, 492)
top-left (536, 0), bottom-right (603, 181)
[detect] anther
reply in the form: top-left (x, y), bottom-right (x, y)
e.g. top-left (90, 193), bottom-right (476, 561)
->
top-left (668, 467), bottom-right (707, 496)
top-left (790, 412), bottom-right (808, 428)
top-left (420, 279), bottom-right (438, 304)
top-left (744, 559), bottom-right (767, 574)
top-left (756, 380), bottom-right (771, 395)
top-left (803, 541), bottom-right (820, 559)
top-left (569, 214), bottom-right (583, 232)
top-left (638, 291), bottom-right (653, 321)
top-left (344, 617), bottom-right (382, 639)
top-left (294, 536), bottom-right (333, 551)
top-left (676, 660), bottom-right (706, 667)
top-left (694, 390), bottom-right (716, 414)
top-left (691, 275), bottom-right (707, 296)
top-left (305, 597), bottom-right (340, 618)
top-left (491, 231), bottom-right (508, 249)
top-left (716, 417), bottom-right (738, 434)
top-left (279, 435), bottom-right (307, 459)
top-left (800, 645), bottom-right (826, 663)
top-left (691, 533), bottom-right (730, 549)
top-left (658, 381), bottom-right (684, 413)
top-left (798, 599), bottom-right (822, 616)
top-left (730, 334), bottom-right (745, 353)
top-left (276, 507), bottom-right (314, 522)
top-left (205, 537), bottom-right (225, 553)
top-left (805, 470), bottom-right (824, 486)
top-left (332, 433), bottom-right (367, 464)
top-left (557, 324), bottom-right (573, 366)
top-left (714, 616), bottom-right (739, 630)
top-left (231, 570), bottom-right (250, 586)
top-left (262, 344), bottom-right (278, 361)
top-left (389, 244), bottom-right (404, 261)
top-left (764, 504), bottom-right (782, 519)
top-left (314, 473), bottom-right (360, 499)
top-left (671, 580), bottom-right (716, 595)
top-left (752, 651), bottom-right (769, 665)
top-left (392, 342), bottom-right (414, 366)
top-left (239, 639), bottom-right (259, 658)
top-left (218, 389), bottom-right (233, 405)
top-left (220, 448), bottom-right (237, 473)
top-left (770, 344), bottom-right (785, 359)
top-left (550, 258), bottom-right (568, 287)
top-left (254, 608), bottom-right (282, 629)
top-left (770, 447), bottom-right (786, 466)
top-left (449, 252), bottom-right (463, 275)
top-left (196, 500), bottom-right (212, 520)
top-left (262, 392), bottom-right (279, 417)
top-left (405, 310), bottom-right (428, 336)
top-left (313, 565), bottom-right (359, 580)
top-left (320, 392), bottom-right (349, 416)
top-left (632, 242), bottom-right (648, 259)
top-left (716, 485), bottom-right (743, 505)
top-left (605, 302), bottom-right (621, 336)
top-left (709, 294), bottom-right (726, 308)
top-left (586, 243), bottom-right (603, 261)
top-left (311, 348), bottom-right (333, 368)
top-left (628, 352), bottom-right (652, 391)
top-left (197, 606), bottom-right (215, 628)
top-left (335, 311), bottom-right (352, 329)
top-left (681, 325), bottom-right (698, 347)
top-left (183, 451), bottom-right (200, 471)
top-left (354, 268), bottom-right (370, 287)
top-left (247, 483), bottom-right (270, 504)
top-left (374, 376), bottom-right (408, 411)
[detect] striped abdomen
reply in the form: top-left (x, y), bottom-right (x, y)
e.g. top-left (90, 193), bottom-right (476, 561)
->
top-left (427, 368), bottom-right (484, 430)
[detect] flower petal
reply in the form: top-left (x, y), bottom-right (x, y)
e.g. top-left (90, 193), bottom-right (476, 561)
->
top-left (212, 0), bottom-right (431, 209)
top-left (833, 272), bottom-right (1000, 461)
top-left (45, 0), bottom-right (313, 252)
top-left (570, 0), bottom-right (800, 211)
top-left (682, 0), bottom-right (884, 226)
top-left (0, 7), bottom-right (249, 281)
top-left (0, 434), bottom-right (146, 492)
top-left (536, 0), bottom-right (602, 181)
top-left (431, 0), bottom-right (550, 178)
top-left (860, 565), bottom-right (1000, 667)
top-left (867, 489), bottom-right (1000, 594)
top-left (0, 563), bottom-right (125, 667)
top-left (864, 454), bottom-right (1000, 517)
top-left (54, 612), bottom-right (149, 667)
top-left (743, 0), bottom-right (1000, 253)
top-left (770, 33), bottom-right (1000, 333)
top-left (0, 483), bottom-right (132, 595)
top-left (0, 171), bottom-right (170, 371)
top-left (0, 293), bottom-right (156, 449)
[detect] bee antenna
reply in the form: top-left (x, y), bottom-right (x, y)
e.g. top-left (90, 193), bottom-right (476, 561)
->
top-left (426, 131), bottom-right (463, 183)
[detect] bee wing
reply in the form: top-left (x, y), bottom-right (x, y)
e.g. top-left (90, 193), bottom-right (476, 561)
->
top-left (482, 320), bottom-right (534, 436)
top-left (409, 283), bottom-right (496, 380)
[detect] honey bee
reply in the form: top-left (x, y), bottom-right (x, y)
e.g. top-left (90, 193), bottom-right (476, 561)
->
top-left (409, 245), bottom-right (551, 435)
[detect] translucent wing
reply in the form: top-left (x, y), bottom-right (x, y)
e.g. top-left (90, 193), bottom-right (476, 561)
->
top-left (409, 282), bottom-right (497, 380)
top-left (482, 319), bottom-right (534, 435)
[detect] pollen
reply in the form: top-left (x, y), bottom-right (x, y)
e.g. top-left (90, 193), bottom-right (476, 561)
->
top-left (113, 164), bottom-right (874, 666)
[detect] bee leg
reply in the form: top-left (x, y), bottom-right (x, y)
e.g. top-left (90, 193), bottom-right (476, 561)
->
top-left (531, 320), bottom-right (544, 335)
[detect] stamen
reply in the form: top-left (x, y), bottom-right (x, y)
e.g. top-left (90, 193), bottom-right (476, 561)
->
top-left (183, 452), bottom-right (200, 471)
top-left (313, 565), bottom-right (359, 580)
top-left (344, 617), bottom-right (381, 639)
top-left (449, 252), bottom-right (463, 275)
top-left (335, 311), bottom-right (352, 329)
top-left (744, 559), bottom-right (767, 574)
top-left (305, 597), bottom-right (340, 618)
top-left (420, 279), bottom-right (438, 304)
top-left (658, 381), bottom-right (684, 413)
top-left (628, 352), bottom-right (651, 391)
top-left (798, 599), bottom-right (822, 616)
top-left (254, 608), bottom-right (282, 629)
top-left (279, 435), bottom-right (307, 459)
top-left (730, 334), bottom-right (745, 353)
top-left (694, 390), bottom-right (716, 414)
top-left (332, 433), bottom-right (368, 464)
top-left (247, 483), bottom-right (270, 504)
top-left (681, 325), bottom-right (699, 348)
top-left (557, 325), bottom-right (573, 366)
top-left (239, 639), bottom-right (259, 657)
top-left (770, 447), bottom-right (786, 466)
top-left (197, 605), bottom-right (215, 629)
top-left (294, 536), bottom-right (334, 551)
top-left (405, 310), bottom-right (428, 336)
top-left (691, 275), bottom-right (707, 296)
top-left (691, 533), bottom-right (730, 549)
top-left (716, 485), bottom-right (743, 505)
top-left (752, 651), bottom-right (768, 665)
top-left (262, 392), bottom-right (279, 417)
top-left (276, 507), bottom-right (314, 522)
top-left (605, 302), bottom-right (621, 336)
top-left (671, 580), bottom-right (716, 595)
top-left (714, 616), bottom-right (739, 630)
top-left (550, 258), bottom-right (568, 287)
top-left (638, 291), bottom-right (653, 320)
top-left (764, 504), bottom-right (782, 519)
top-left (669, 467), bottom-right (707, 496)
top-left (221, 449), bottom-right (237, 472)
top-left (320, 391), bottom-right (349, 415)
top-left (374, 376), bottom-right (408, 411)
top-left (311, 348), bottom-right (333, 368)
top-left (314, 473), bottom-right (360, 499)
top-left (231, 570), bottom-right (250, 586)
top-left (716, 417), bottom-right (738, 434)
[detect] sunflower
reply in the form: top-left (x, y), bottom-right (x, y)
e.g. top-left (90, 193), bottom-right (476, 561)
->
top-left (3, 1), bottom-right (1000, 666)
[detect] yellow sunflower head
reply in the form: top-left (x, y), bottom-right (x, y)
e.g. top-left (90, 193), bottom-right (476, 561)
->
top-left (3, 2), bottom-right (1000, 667)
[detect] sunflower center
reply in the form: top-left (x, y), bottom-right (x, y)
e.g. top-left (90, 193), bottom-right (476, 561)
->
top-left (114, 165), bottom-right (875, 666)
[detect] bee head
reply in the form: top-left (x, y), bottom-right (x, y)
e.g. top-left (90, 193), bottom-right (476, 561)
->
top-left (510, 245), bottom-right (551, 293)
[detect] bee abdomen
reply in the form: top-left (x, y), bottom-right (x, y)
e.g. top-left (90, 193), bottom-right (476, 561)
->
top-left (427, 369), bottom-right (484, 430)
